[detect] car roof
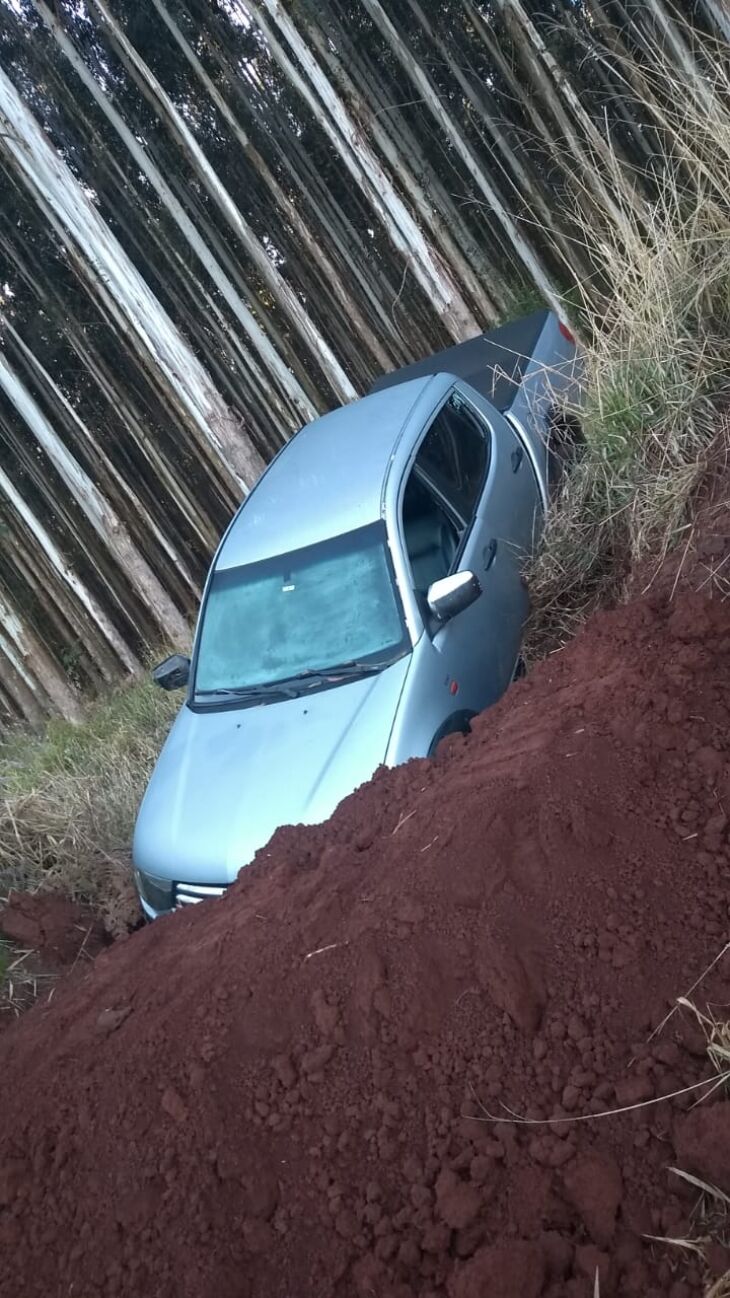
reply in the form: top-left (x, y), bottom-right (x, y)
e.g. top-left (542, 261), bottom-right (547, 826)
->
top-left (215, 373), bottom-right (453, 569)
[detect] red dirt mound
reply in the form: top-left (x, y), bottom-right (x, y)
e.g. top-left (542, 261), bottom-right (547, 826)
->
top-left (0, 892), bottom-right (106, 966)
top-left (0, 582), bottom-right (729, 1297)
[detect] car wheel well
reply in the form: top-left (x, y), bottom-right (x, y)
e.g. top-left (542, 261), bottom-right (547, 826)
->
top-left (428, 710), bottom-right (476, 758)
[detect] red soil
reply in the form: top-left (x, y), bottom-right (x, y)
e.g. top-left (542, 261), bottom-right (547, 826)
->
top-left (0, 561), bottom-right (729, 1295)
top-left (0, 892), bottom-right (107, 966)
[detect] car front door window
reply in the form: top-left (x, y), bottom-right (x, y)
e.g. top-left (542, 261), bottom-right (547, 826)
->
top-left (401, 394), bottom-right (491, 597)
top-left (417, 395), bottom-right (490, 532)
top-left (402, 472), bottom-right (458, 597)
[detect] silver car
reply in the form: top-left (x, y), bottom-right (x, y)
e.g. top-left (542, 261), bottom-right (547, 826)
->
top-left (133, 311), bottom-right (580, 918)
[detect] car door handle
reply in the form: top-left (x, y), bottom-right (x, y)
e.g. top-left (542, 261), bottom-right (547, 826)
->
top-left (483, 538), bottom-right (498, 571)
top-left (511, 446), bottom-right (524, 473)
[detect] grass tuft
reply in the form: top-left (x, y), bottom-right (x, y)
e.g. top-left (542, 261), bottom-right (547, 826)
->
top-left (0, 939), bottom-right (54, 1017)
top-left (0, 676), bottom-right (178, 931)
top-left (526, 29), bottom-right (730, 655)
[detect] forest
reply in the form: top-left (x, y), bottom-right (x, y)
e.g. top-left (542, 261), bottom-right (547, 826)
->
top-left (0, 0), bottom-right (728, 723)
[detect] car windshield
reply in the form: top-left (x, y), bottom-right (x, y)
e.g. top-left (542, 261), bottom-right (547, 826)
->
top-left (193, 522), bottom-right (409, 698)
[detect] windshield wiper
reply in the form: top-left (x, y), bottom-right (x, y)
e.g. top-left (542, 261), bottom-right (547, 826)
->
top-left (283, 667), bottom-right (331, 684)
top-left (329, 659), bottom-right (389, 678)
top-left (196, 682), bottom-right (298, 701)
top-left (287, 659), bottom-right (395, 683)
top-left (196, 659), bottom-right (396, 702)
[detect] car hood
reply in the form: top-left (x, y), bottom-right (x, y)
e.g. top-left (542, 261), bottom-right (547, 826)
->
top-left (133, 656), bottom-right (411, 885)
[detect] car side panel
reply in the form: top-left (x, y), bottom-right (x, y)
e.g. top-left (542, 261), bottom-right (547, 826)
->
top-left (500, 313), bottom-right (583, 493)
top-left (385, 388), bottom-right (542, 762)
top-left (428, 389), bottom-right (541, 713)
top-left (385, 631), bottom-right (464, 764)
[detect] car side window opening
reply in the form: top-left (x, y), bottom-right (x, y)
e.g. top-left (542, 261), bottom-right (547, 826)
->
top-left (417, 394), bottom-right (490, 526)
top-left (402, 394), bottom-right (490, 596)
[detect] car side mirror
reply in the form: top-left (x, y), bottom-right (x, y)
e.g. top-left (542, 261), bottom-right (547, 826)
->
top-left (151, 653), bottom-right (190, 691)
top-left (427, 571), bottom-right (482, 622)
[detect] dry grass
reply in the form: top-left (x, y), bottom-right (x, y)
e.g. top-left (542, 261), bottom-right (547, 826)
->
top-left (647, 991), bottom-right (730, 1297)
top-left (650, 1164), bottom-right (730, 1297)
top-left (708, 1278), bottom-right (730, 1298)
top-left (526, 26), bottom-right (730, 656)
top-left (0, 676), bottom-right (178, 931)
top-left (0, 937), bottom-right (54, 1017)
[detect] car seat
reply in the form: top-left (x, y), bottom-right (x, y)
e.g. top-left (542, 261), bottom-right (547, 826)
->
top-left (404, 512), bottom-right (458, 596)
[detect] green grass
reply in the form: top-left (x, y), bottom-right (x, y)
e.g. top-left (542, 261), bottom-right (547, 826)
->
top-left (494, 280), bottom-right (546, 325)
top-left (1, 676), bottom-right (176, 793)
top-left (526, 185), bottom-right (730, 656)
top-left (523, 19), bottom-right (730, 656)
top-left (0, 676), bottom-right (178, 932)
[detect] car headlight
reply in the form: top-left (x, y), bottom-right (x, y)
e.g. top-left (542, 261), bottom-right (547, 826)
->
top-left (134, 868), bottom-right (174, 913)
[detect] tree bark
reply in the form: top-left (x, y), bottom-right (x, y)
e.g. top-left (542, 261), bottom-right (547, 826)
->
top-left (86, 0), bottom-right (358, 407)
top-left (0, 62), bottom-right (263, 495)
top-left (0, 346), bottom-right (190, 647)
top-left (361, 0), bottom-right (565, 312)
top-left (0, 463), bottom-right (141, 677)
top-left (248, 0), bottom-right (480, 340)
top-left (0, 584), bottom-right (83, 722)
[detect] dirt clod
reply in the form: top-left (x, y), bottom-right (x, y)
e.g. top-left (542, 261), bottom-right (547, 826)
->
top-left (562, 1151), bottom-right (623, 1246)
top-left (673, 1103), bottom-right (730, 1194)
top-left (447, 1241), bottom-right (545, 1298)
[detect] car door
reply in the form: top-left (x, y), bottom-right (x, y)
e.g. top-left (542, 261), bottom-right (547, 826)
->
top-left (390, 388), bottom-right (541, 759)
top-left (449, 384), bottom-right (543, 707)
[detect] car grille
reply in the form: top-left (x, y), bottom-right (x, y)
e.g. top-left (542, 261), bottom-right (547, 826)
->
top-left (174, 881), bottom-right (229, 907)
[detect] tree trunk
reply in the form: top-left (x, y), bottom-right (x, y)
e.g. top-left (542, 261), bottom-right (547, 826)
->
top-left (361, 0), bottom-right (565, 312)
top-left (4, 317), bottom-right (199, 599)
top-left (150, 0), bottom-right (394, 378)
top-left (248, 0), bottom-right (480, 340)
top-left (405, 0), bottom-right (579, 275)
top-left (637, 0), bottom-right (717, 111)
top-left (0, 585), bottom-right (83, 722)
top-left (31, 0), bottom-right (317, 429)
top-left (0, 463), bottom-right (141, 677)
top-left (700, 0), bottom-right (730, 41)
top-left (2, 517), bottom-right (116, 689)
top-left (0, 641), bottom-right (46, 728)
top-left (298, 1), bottom-right (502, 322)
top-left (0, 62), bottom-right (263, 495)
top-left (488, 0), bottom-right (646, 253)
top-left (58, 318), bottom-right (222, 556)
top-left (86, 0), bottom-right (358, 407)
top-left (0, 347), bottom-right (190, 647)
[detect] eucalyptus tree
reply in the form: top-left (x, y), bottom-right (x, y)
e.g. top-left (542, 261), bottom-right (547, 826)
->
top-left (0, 63), bottom-right (264, 493)
top-left (0, 0), bottom-right (727, 718)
